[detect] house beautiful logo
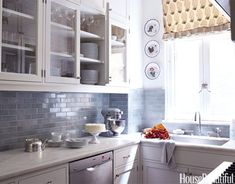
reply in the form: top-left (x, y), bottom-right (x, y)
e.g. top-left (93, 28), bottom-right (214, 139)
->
top-left (179, 173), bottom-right (207, 184)
top-left (179, 173), bottom-right (234, 184)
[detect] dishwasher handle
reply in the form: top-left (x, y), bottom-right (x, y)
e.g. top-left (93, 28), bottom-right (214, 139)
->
top-left (71, 159), bottom-right (111, 174)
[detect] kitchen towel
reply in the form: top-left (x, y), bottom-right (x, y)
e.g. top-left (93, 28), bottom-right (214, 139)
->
top-left (161, 140), bottom-right (176, 169)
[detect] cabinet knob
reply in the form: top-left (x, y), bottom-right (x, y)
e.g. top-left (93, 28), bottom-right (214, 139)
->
top-left (47, 181), bottom-right (52, 184)
top-left (77, 76), bottom-right (81, 79)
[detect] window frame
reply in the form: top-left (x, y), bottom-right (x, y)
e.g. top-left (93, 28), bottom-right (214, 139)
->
top-left (165, 31), bottom-right (232, 122)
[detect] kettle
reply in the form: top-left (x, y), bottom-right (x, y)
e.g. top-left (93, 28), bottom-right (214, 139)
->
top-left (24, 138), bottom-right (47, 152)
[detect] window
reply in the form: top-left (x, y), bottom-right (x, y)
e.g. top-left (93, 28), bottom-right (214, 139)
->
top-left (165, 31), bottom-right (235, 122)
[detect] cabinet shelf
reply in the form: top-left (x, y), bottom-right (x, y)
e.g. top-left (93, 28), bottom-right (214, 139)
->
top-left (80, 56), bottom-right (103, 64)
top-left (51, 51), bottom-right (75, 59)
top-left (2, 8), bottom-right (34, 20)
top-left (2, 43), bottom-right (34, 52)
top-left (111, 40), bottom-right (125, 47)
top-left (80, 30), bottom-right (104, 40)
top-left (51, 22), bottom-right (74, 31)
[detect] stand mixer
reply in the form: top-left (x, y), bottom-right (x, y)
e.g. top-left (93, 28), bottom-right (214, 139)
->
top-left (100, 108), bottom-right (126, 137)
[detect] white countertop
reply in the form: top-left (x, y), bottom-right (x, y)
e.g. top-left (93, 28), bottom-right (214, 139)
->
top-left (0, 134), bottom-right (140, 181)
top-left (1, 133), bottom-right (235, 181)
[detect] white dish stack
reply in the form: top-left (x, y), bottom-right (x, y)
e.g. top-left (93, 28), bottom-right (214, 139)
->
top-left (81, 70), bottom-right (98, 84)
top-left (81, 43), bottom-right (99, 59)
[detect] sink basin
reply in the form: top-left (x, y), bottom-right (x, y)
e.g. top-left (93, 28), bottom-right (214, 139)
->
top-left (171, 135), bottom-right (229, 146)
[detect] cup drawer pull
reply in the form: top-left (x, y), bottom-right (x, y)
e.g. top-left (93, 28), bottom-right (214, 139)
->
top-left (123, 155), bottom-right (130, 159)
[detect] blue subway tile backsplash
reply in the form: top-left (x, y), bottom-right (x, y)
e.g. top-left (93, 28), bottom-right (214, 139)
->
top-left (0, 91), bottom-right (129, 151)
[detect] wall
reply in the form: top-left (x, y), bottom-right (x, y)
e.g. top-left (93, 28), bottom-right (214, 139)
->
top-left (0, 92), bottom-right (128, 151)
top-left (141, 0), bottom-right (166, 128)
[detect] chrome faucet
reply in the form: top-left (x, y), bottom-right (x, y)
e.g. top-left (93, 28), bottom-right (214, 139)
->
top-left (194, 112), bottom-right (201, 135)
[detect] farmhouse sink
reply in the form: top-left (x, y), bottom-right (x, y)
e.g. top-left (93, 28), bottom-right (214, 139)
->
top-left (171, 134), bottom-right (229, 146)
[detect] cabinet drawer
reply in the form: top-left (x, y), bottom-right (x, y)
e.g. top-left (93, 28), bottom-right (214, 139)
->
top-left (115, 144), bottom-right (138, 168)
top-left (115, 161), bottom-right (138, 184)
top-left (18, 165), bottom-right (68, 184)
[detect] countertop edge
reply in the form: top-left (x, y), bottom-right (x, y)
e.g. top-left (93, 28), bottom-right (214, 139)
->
top-left (0, 138), bottom-right (140, 181)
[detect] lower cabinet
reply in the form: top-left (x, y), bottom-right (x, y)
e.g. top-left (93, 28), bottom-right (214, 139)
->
top-left (142, 162), bottom-right (187, 184)
top-left (18, 164), bottom-right (68, 184)
top-left (115, 161), bottom-right (138, 184)
top-left (141, 143), bottom-right (216, 184)
top-left (114, 144), bottom-right (139, 184)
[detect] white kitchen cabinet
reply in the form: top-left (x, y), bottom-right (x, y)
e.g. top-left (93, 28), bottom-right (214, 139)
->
top-left (114, 144), bottom-right (139, 184)
top-left (45, 0), bottom-right (80, 84)
top-left (106, 0), bottom-right (130, 24)
top-left (18, 164), bottom-right (68, 184)
top-left (80, 2), bottom-right (108, 85)
top-left (115, 161), bottom-right (138, 184)
top-left (108, 18), bottom-right (129, 86)
top-left (80, 0), bottom-right (105, 14)
top-left (141, 143), bottom-right (217, 184)
top-left (0, 0), bottom-right (43, 82)
top-left (0, 0), bottom-right (80, 84)
top-left (142, 162), bottom-right (187, 184)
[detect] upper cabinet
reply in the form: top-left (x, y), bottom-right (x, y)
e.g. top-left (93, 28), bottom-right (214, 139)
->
top-left (80, 0), bottom-right (106, 14)
top-left (80, 3), bottom-right (108, 85)
top-left (0, 0), bottom-right (131, 92)
top-left (45, 0), bottom-right (80, 84)
top-left (108, 20), bottom-right (129, 86)
top-left (0, 0), bottom-right (80, 84)
top-left (0, 0), bottom-right (43, 82)
top-left (106, 0), bottom-right (130, 24)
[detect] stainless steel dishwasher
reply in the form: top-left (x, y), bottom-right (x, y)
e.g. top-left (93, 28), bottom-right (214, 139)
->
top-left (69, 151), bottom-right (113, 184)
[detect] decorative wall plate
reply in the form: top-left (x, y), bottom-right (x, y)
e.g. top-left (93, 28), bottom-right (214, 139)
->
top-left (144, 19), bottom-right (160, 37)
top-left (145, 62), bottom-right (160, 80)
top-left (144, 40), bottom-right (160, 58)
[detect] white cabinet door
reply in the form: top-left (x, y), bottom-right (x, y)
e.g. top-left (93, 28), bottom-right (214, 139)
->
top-left (143, 162), bottom-right (187, 184)
top-left (80, 0), bottom-right (105, 13)
top-left (0, 0), bottom-right (43, 82)
top-left (107, 0), bottom-right (129, 24)
top-left (108, 20), bottom-right (129, 87)
top-left (45, 0), bottom-right (80, 84)
top-left (18, 165), bottom-right (68, 184)
top-left (115, 162), bottom-right (138, 184)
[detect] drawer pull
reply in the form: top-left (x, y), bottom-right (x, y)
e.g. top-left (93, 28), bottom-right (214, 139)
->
top-left (123, 155), bottom-right (130, 159)
top-left (116, 168), bottom-right (133, 178)
top-left (47, 181), bottom-right (53, 184)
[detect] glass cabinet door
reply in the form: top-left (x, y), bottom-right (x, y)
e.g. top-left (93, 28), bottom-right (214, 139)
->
top-left (0, 0), bottom-right (43, 81)
top-left (45, 0), bottom-right (80, 84)
top-left (109, 22), bottom-right (129, 86)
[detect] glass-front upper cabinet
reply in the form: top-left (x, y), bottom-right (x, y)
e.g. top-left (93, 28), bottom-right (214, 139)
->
top-left (0, 0), bottom-right (43, 82)
top-left (45, 0), bottom-right (80, 84)
top-left (108, 20), bottom-right (129, 86)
